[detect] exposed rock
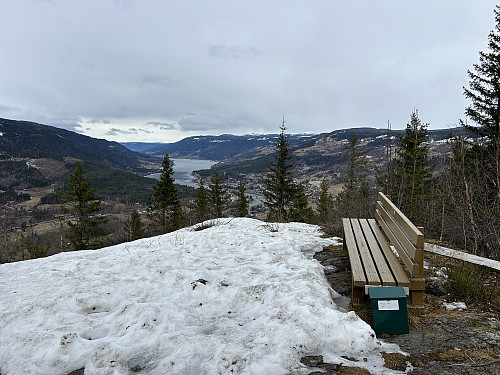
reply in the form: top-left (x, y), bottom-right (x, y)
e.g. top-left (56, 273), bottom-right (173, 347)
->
top-left (425, 276), bottom-right (452, 296)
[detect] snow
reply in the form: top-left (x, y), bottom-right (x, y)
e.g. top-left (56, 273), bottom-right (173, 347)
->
top-left (443, 302), bottom-right (467, 311)
top-left (0, 218), bottom-right (404, 374)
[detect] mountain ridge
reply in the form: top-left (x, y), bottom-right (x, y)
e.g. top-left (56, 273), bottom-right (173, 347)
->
top-left (0, 118), bottom-right (147, 170)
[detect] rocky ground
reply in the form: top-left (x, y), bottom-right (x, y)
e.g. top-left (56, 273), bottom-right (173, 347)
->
top-left (304, 245), bottom-right (500, 375)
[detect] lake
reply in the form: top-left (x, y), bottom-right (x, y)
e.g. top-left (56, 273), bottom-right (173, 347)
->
top-left (147, 158), bottom-right (217, 187)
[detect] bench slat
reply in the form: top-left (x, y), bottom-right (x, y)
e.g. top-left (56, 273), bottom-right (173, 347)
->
top-left (376, 201), bottom-right (417, 260)
top-left (342, 218), bottom-right (366, 287)
top-left (351, 219), bottom-right (381, 285)
top-left (359, 219), bottom-right (396, 286)
top-left (378, 192), bottom-right (424, 248)
top-left (376, 202), bottom-right (419, 275)
top-left (371, 215), bottom-right (412, 285)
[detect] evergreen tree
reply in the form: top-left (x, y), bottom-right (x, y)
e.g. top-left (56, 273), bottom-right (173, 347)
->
top-left (335, 132), bottom-right (372, 220)
top-left (463, 5), bottom-right (500, 209)
top-left (262, 118), bottom-right (296, 222)
top-left (208, 169), bottom-right (229, 218)
top-left (17, 233), bottom-right (49, 259)
top-left (464, 5), bottom-right (500, 142)
top-left (392, 110), bottom-right (432, 225)
top-left (235, 179), bottom-right (249, 217)
top-left (317, 177), bottom-right (334, 224)
top-left (147, 154), bottom-right (184, 234)
top-left (290, 184), bottom-right (314, 223)
top-left (194, 178), bottom-right (209, 223)
top-left (60, 162), bottom-right (109, 250)
top-left (124, 209), bottom-right (145, 241)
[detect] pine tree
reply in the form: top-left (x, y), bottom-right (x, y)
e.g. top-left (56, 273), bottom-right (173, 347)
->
top-left (194, 178), bottom-right (209, 223)
top-left (124, 209), bottom-right (145, 241)
top-left (235, 179), bottom-right (249, 217)
top-left (208, 169), bottom-right (229, 218)
top-left (59, 162), bottom-right (109, 250)
top-left (147, 154), bottom-right (184, 234)
top-left (262, 118), bottom-right (296, 222)
top-left (392, 110), bottom-right (432, 225)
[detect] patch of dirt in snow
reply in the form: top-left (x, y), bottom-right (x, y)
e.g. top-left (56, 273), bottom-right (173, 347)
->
top-left (308, 245), bottom-right (500, 375)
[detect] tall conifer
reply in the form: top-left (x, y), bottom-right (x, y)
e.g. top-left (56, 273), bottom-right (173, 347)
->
top-left (235, 179), bottom-right (249, 217)
top-left (208, 169), bottom-right (229, 218)
top-left (147, 154), bottom-right (183, 234)
top-left (60, 162), bottom-right (109, 250)
top-left (262, 118), bottom-right (296, 222)
top-left (194, 178), bottom-right (209, 223)
top-left (392, 110), bottom-right (431, 225)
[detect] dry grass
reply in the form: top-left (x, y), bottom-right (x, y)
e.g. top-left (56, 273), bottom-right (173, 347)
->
top-left (430, 347), bottom-right (500, 363)
top-left (381, 352), bottom-right (409, 371)
top-left (337, 365), bottom-right (371, 375)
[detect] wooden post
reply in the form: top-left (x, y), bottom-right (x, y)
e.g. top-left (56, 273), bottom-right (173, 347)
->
top-left (409, 226), bottom-right (425, 314)
top-left (351, 282), bottom-right (364, 305)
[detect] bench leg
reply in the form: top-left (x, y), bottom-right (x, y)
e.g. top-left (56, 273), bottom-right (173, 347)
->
top-left (408, 278), bottom-right (425, 314)
top-left (352, 282), bottom-right (364, 305)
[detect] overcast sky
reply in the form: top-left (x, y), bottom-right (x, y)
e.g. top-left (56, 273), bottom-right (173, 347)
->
top-left (1, 1), bottom-right (498, 143)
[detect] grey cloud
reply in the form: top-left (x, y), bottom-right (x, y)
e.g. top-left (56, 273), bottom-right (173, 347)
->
top-left (106, 127), bottom-right (154, 136)
top-left (88, 119), bottom-right (111, 124)
top-left (178, 113), bottom-right (258, 132)
top-left (0, 1), bottom-right (496, 142)
top-left (140, 75), bottom-right (180, 88)
top-left (146, 121), bottom-right (176, 130)
top-left (107, 128), bottom-right (133, 136)
top-left (178, 117), bottom-right (211, 132)
top-left (0, 104), bottom-right (21, 113)
top-left (208, 45), bottom-right (263, 59)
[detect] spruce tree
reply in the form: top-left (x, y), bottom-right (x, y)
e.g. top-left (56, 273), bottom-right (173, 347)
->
top-left (392, 110), bottom-right (432, 225)
top-left (124, 209), bottom-right (145, 241)
top-left (317, 177), bottom-right (334, 224)
top-left (290, 184), bottom-right (314, 223)
top-left (194, 178), bottom-right (209, 223)
top-left (60, 162), bottom-right (109, 250)
top-left (147, 154), bottom-right (184, 234)
top-left (463, 4), bottom-right (500, 204)
top-left (335, 132), bottom-right (372, 220)
top-left (464, 5), bottom-right (500, 141)
top-left (262, 118), bottom-right (296, 222)
top-left (235, 179), bottom-right (249, 217)
top-left (208, 169), bottom-right (229, 218)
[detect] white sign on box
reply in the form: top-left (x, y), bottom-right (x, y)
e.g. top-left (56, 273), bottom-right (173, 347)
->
top-left (378, 299), bottom-right (400, 311)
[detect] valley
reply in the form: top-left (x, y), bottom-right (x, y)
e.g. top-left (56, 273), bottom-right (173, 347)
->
top-left (0, 117), bottom-right (461, 263)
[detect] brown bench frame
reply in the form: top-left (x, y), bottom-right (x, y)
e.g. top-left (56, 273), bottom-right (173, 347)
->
top-left (342, 192), bottom-right (425, 312)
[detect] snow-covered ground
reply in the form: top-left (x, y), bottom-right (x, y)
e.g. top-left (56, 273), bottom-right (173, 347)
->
top-left (0, 218), bottom-right (405, 374)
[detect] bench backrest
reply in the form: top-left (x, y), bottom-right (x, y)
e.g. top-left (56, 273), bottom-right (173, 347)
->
top-left (374, 192), bottom-right (424, 278)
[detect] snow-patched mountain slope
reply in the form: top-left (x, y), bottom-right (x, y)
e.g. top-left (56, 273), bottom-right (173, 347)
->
top-left (0, 218), bottom-right (403, 374)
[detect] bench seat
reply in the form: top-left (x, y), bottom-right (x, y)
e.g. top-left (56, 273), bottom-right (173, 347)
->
top-left (343, 193), bottom-right (425, 311)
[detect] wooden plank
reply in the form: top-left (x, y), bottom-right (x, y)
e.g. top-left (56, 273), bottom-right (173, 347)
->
top-left (376, 201), bottom-right (417, 260)
top-left (359, 219), bottom-right (396, 286)
top-left (378, 192), bottom-right (423, 247)
top-left (342, 218), bottom-right (366, 287)
top-left (376, 202), bottom-right (418, 276)
top-left (424, 243), bottom-right (500, 271)
top-left (351, 219), bottom-right (380, 285)
top-left (369, 219), bottom-right (410, 287)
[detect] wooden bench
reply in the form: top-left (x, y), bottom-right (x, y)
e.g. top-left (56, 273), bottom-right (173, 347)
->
top-left (342, 192), bottom-right (425, 312)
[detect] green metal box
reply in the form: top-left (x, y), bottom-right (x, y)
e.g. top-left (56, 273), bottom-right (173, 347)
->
top-left (369, 286), bottom-right (409, 335)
